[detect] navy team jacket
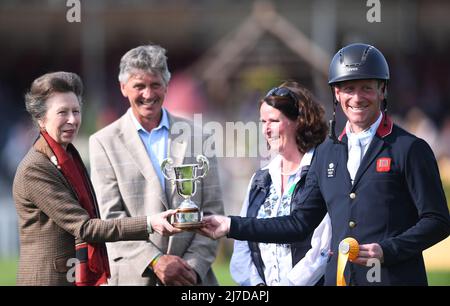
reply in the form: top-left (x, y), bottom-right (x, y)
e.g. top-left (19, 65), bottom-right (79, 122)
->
top-left (229, 115), bottom-right (450, 285)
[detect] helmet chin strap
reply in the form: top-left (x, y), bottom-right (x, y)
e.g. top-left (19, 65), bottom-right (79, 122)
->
top-left (382, 81), bottom-right (389, 127)
top-left (329, 86), bottom-right (340, 143)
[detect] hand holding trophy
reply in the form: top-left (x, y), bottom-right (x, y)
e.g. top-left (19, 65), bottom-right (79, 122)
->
top-left (161, 155), bottom-right (209, 229)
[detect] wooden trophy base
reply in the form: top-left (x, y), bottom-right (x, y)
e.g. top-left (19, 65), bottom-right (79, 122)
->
top-left (173, 222), bottom-right (203, 230)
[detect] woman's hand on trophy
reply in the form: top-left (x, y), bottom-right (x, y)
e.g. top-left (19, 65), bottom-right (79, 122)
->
top-left (197, 215), bottom-right (231, 240)
top-left (150, 210), bottom-right (183, 236)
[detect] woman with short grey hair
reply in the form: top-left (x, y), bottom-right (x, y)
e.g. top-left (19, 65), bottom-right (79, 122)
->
top-left (13, 71), bottom-right (180, 286)
top-left (25, 71), bottom-right (83, 127)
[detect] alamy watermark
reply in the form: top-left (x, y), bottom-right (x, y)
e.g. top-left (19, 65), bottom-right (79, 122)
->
top-left (66, 258), bottom-right (79, 283)
top-left (366, 0), bottom-right (381, 23)
top-left (66, 0), bottom-right (81, 23)
top-left (366, 258), bottom-right (382, 283)
top-left (64, 1), bottom-right (380, 24)
top-left (170, 114), bottom-right (276, 167)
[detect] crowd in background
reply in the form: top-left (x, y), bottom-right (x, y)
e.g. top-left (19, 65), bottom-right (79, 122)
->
top-left (2, 47), bottom-right (450, 204)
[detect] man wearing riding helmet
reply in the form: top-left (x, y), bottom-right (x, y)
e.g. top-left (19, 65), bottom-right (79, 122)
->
top-left (200, 43), bottom-right (450, 285)
top-left (321, 43), bottom-right (450, 285)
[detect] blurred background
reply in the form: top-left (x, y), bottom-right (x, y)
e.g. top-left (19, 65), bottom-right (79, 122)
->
top-left (0, 0), bottom-right (449, 285)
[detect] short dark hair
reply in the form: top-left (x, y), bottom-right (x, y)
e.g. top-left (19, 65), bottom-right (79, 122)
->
top-left (25, 71), bottom-right (83, 126)
top-left (261, 81), bottom-right (327, 153)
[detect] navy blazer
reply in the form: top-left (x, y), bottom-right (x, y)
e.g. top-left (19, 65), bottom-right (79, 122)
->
top-left (229, 115), bottom-right (450, 285)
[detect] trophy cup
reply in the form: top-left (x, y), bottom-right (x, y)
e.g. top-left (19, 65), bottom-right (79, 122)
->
top-left (161, 155), bottom-right (209, 229)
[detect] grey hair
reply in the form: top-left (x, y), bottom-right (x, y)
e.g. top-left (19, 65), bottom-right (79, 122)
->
top-left (118, 44), bottom-right (171, 85)
top-left (25, 71), bottom-right (83, 127)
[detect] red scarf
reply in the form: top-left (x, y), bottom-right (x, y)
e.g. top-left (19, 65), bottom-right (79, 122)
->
top-left (41, 131), bottom-right (110, 286)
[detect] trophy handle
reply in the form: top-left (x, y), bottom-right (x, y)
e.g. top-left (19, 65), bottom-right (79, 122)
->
top-left (161, 158), bottom-right (174, 181)
top-left (195, 155), bottom-right (209, 179)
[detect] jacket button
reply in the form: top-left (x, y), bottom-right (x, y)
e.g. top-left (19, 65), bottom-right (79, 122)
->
top-left (349, 221), bottom-right (356, 228)
top-left (349, 192), bottom-right (356, 199)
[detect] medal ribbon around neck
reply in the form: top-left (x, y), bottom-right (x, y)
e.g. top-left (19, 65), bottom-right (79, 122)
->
top-left (337, 237), bottom-right (359, 286)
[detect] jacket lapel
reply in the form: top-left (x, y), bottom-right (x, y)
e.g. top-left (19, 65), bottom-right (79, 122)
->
top-left (34, 136), bottom-right (76, 195)
top-left (352, 115), bottom-right (393, 188)
top-left (338, 135), bottom-right (353, 185)
top-left (34, 136), bottom-right (54, 160)
top-left (119, 111), bottom-right (169, 209)
top-left (339, 114), bottom-right (393, 189)
top-left (352, 134), bottom-right (385, 189)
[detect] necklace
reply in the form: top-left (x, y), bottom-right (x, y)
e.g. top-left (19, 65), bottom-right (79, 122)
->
top-left (280, 169), bottom-right (298, 176)
top-left (280, 160), bottom-right (301, 176)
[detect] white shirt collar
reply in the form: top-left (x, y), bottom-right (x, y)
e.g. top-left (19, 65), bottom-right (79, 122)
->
top-left (346, 112), bottom-right (383, 147)
top-left (265, 148), bottom-right (315, 180)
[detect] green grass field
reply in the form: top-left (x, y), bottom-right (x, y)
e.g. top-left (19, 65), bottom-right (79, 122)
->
top-left (0, 258), bottom-right (18, 286)
top-left (1, 257), bottom-right (449, 286)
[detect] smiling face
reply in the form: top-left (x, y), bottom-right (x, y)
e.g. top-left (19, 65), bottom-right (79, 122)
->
top-left (335, 79), bottom-right (384, 133)
top-left (260, 102), bottom-right (298, 155)
top-left (120, 70), bottom-right (167, 129)
top-left (39, 92), bottom-right (81, 149)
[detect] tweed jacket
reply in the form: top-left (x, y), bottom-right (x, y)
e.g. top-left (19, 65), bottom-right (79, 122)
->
top-left (89, 109), bottom-right (224, 286)
top-left (13, 136), bottom-right (149, 286)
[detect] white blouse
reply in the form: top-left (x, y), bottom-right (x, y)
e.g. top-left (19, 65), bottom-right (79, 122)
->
top-left (230, 150), bottom-right (332, 286)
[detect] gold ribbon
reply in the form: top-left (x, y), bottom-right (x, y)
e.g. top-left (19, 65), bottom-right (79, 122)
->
top-left (336, 237), bottom-right (359, 286)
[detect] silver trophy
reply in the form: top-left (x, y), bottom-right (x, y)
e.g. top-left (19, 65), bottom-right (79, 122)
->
top-left (161, 155), bottom-right (209, 229)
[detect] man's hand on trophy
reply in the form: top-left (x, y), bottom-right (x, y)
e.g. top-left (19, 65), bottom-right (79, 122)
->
top-left (153, 255), bottom-right (197, 286)
top-left (150, 210), bottom-right (183, 235)
top-left (197, 215), bottom-right (231, 240)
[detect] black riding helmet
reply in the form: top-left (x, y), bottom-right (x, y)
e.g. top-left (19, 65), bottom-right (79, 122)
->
top-left (328, 43), bottom-right (389, 85)
top-left (327, 43), bottom-right (390, 140)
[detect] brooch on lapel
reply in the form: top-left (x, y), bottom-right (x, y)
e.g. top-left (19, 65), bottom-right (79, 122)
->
top-left (50, 155), bottom-right (61, 169)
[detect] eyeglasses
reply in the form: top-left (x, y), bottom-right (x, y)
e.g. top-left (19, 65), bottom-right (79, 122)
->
top-left (265, 87), bottom-right (299, 108)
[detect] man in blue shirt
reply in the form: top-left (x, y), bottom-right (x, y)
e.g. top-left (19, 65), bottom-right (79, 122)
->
top-left (89, 44), bottom-right (224, 286)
